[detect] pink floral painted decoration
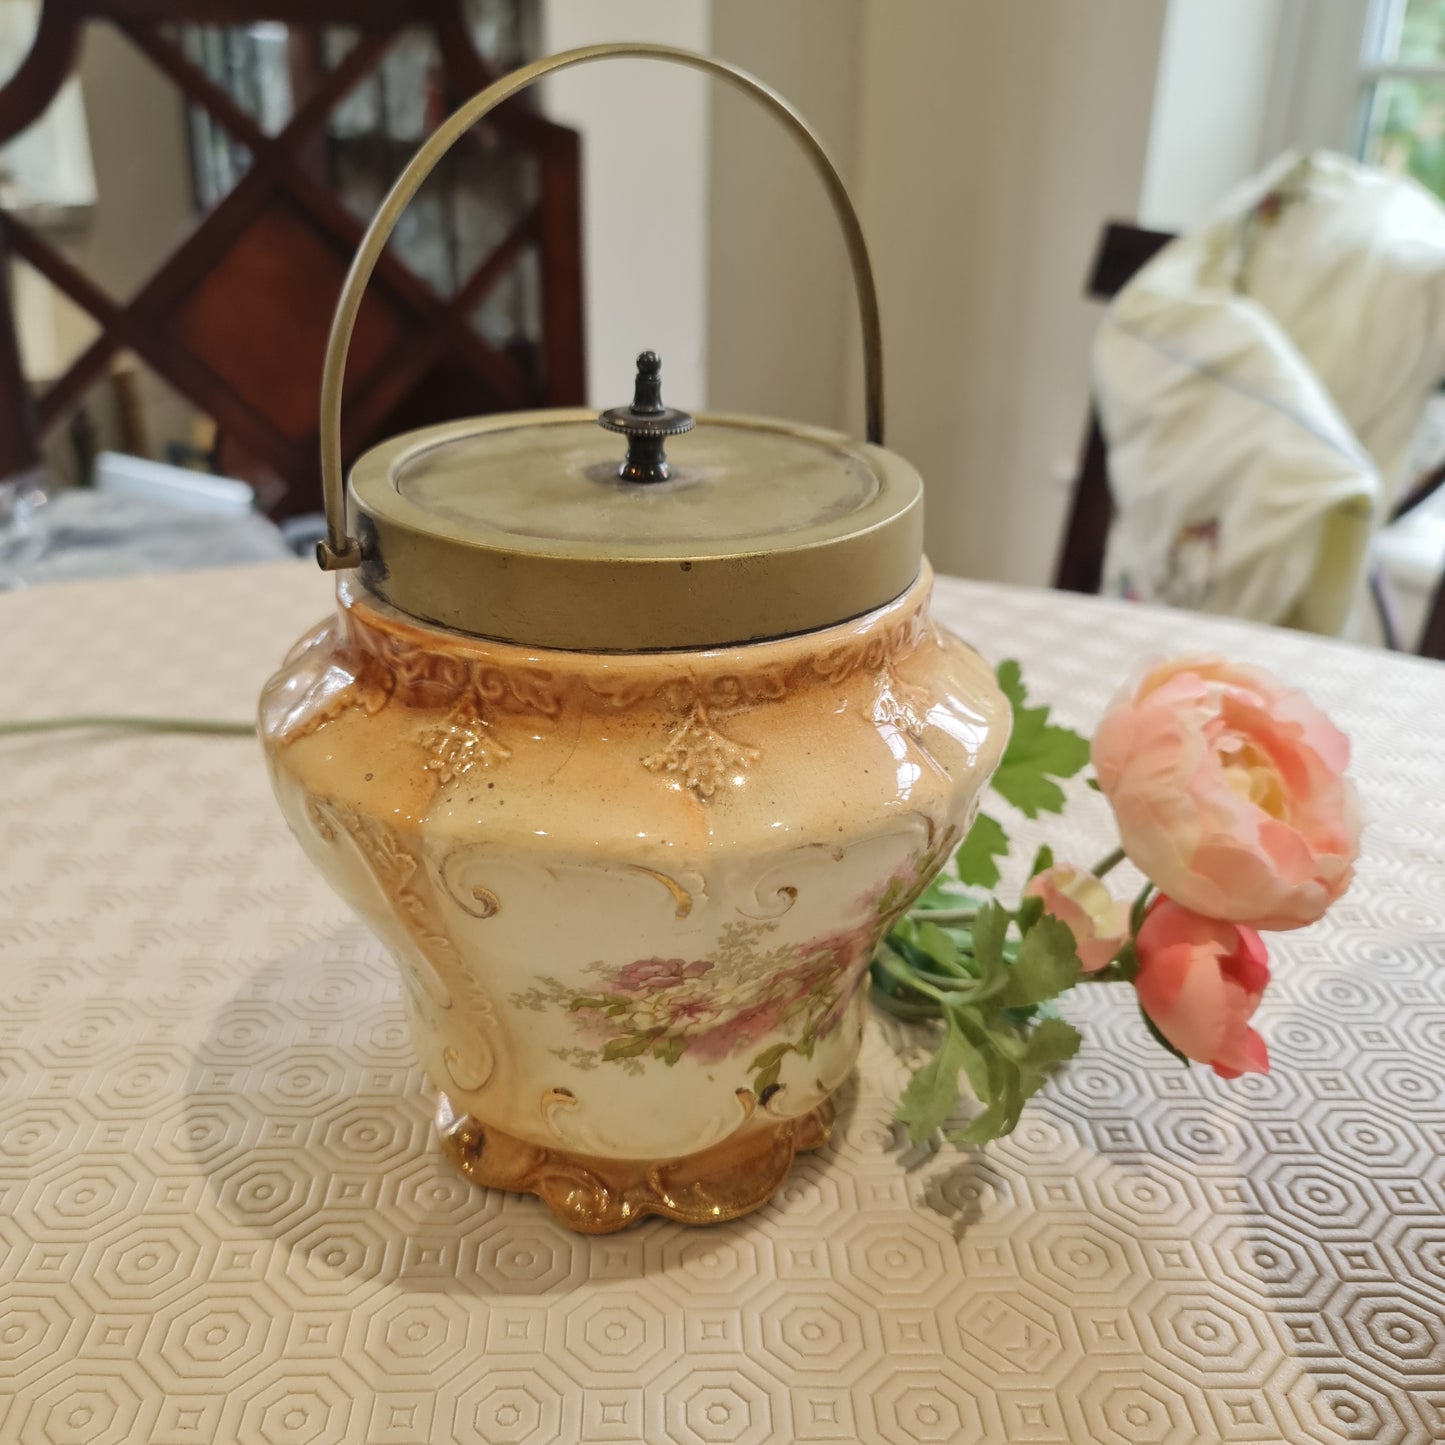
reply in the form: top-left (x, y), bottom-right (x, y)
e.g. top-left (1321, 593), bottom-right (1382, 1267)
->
top-left (512, 832), bottom-right (957, 1096)
top-left (613, 958), bottom-right (712, 993)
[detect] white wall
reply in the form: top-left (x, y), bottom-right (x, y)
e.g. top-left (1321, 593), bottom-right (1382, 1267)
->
top-left (1270, 0), bottom-right (1373, 155)
top-left (1140, 0), bottom-right (1374, 232)
top-left (706, 0), bottom-right (864, 433)
top-left (1139, 0), bottom-right (1290, 230)
top-left (845, 1), bottom-right (1168, 585)
top-left (538, 1), bottom-right (712, 411)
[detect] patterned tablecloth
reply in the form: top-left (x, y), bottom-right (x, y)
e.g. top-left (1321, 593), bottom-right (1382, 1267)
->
top-left (1, 561), bottom-right (1443, 1444)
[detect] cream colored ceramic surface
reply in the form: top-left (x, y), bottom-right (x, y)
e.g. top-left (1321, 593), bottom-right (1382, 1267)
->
top-left (258, 565), bottom-right (1007, 1174)
top-left (1, 563), bottom-right (1442, 1440)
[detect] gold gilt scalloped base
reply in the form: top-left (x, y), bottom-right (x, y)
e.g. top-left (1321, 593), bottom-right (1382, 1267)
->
top-left (435, 1094), bottom-right (835, 1234)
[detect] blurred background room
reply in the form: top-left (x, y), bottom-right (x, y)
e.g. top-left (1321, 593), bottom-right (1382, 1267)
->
top-left (1, 0), bottom-right (1442, 653)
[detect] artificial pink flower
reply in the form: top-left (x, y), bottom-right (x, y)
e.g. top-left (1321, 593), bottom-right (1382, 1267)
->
top-left (1023, 863), bottom-right (1130, 972)
top-left (1134, 898), bottom-right (1270, 1078)
top-left (1092, 656), bottom-right (1360, 931)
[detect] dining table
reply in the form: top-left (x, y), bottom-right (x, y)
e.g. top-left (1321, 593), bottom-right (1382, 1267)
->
top-left (1, 558), bottom-right (1442, 1444)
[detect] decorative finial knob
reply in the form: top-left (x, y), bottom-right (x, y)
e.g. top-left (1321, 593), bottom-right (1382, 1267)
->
top-left (598, 351), bottom-right (695, 483)
top-left (633, 351), bottom-right (664, 414)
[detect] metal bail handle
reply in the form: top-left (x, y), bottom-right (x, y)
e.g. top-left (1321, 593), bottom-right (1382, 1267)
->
top-left (316, 42), bottom-right (886, 571)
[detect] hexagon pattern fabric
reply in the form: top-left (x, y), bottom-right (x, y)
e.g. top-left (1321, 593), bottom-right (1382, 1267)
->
top-left (1, 561), bottom-right (1443, 1443)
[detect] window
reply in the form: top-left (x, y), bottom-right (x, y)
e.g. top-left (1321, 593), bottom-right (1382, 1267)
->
top-left (1359, 0), bottom-right (1445, 195)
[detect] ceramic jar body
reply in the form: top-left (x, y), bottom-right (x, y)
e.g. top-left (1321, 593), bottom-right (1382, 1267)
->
top-left (260, 563), bottom-right (1009, 1229)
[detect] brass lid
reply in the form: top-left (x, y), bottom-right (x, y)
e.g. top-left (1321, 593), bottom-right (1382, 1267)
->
top-left (349, 388), bottom-right (923, 651)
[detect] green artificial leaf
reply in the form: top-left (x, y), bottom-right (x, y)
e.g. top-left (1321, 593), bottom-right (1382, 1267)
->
top-left (949, 1048), bottom-right (1023, 1145)
top-left (914, 921), bottom-right (962, 973)
top-left (897, 1014), bottom-right (985, 1143)
top-left (889, 913), bottom-right (919, 947)
top-left (999, 914), bottom-right (1082, 1008)
top-left (1014, 894), bottom-right (1044, 933)
top-left (885, 919), bottom-right (945, 984)
top-left (984, 1025), bottom-right (1028, 1064)
top-left (1024, 1016), bottom-right (1083, 1066)
top-left (1085, 776), bottom-right (1102, 792)
top-left (891, 948), bottom-right (1084, 1146)
top-left (872, 940), bottom-right (949, 1016)
top-left (1018, 1017), bottom-right (1083, 1098)
top-left (1139, 1004), bottom-right (1191, 1066)
top-left (970, 900), bottom-right (1009, 972)
top-left (1028, 843), bottom-right (1055, 879)
top-left (995, 657), bottom-right (1027, 706)
top-left (949, 1109), bottom-right (1003, 1146)
top-left (951, 1010), bottom-right (996, 1103)
top-left (873, 937), bottom-right (924, 991)
top-left (991, 660), bottom-right (1091, 818)
top-left (886, 915), bottom-right (923, 961)
top-left (954, 812), bottom-right (1010, 889)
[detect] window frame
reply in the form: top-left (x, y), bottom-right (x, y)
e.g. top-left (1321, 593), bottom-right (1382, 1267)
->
top-left (1355, 0), bottom-right (1445, 163)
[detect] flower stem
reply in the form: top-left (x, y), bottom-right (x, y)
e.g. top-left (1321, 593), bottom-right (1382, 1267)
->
top-left (0, 715), bottom-right (255, 737)
top-left (873, 948), bottom-right (955, 1006)
top-left (1081, 939), bottom-right (1139, 985)
top-left (873, 946), bottom-right (995, 1009)
top-left (906, 906), bottom-right (977, 926)
top-left (1090, 845), bottom-right (1126, 879)
top-left (915, 946), bottom-right (975, 981)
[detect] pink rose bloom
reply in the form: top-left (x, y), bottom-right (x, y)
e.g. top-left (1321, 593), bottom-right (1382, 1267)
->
top-left (1092, 656), bottom-right (1360, 931)
top-left (1023, 863), bottom-right (1129, 972)
top-left (613, 957), bottom-right (711, 994)
top-left (1134, 898), bottom-right (1270, 1078)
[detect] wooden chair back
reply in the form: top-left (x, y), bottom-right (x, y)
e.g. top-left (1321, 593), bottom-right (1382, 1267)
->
top-left (1051, 222), bottom-right (1171, 595)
